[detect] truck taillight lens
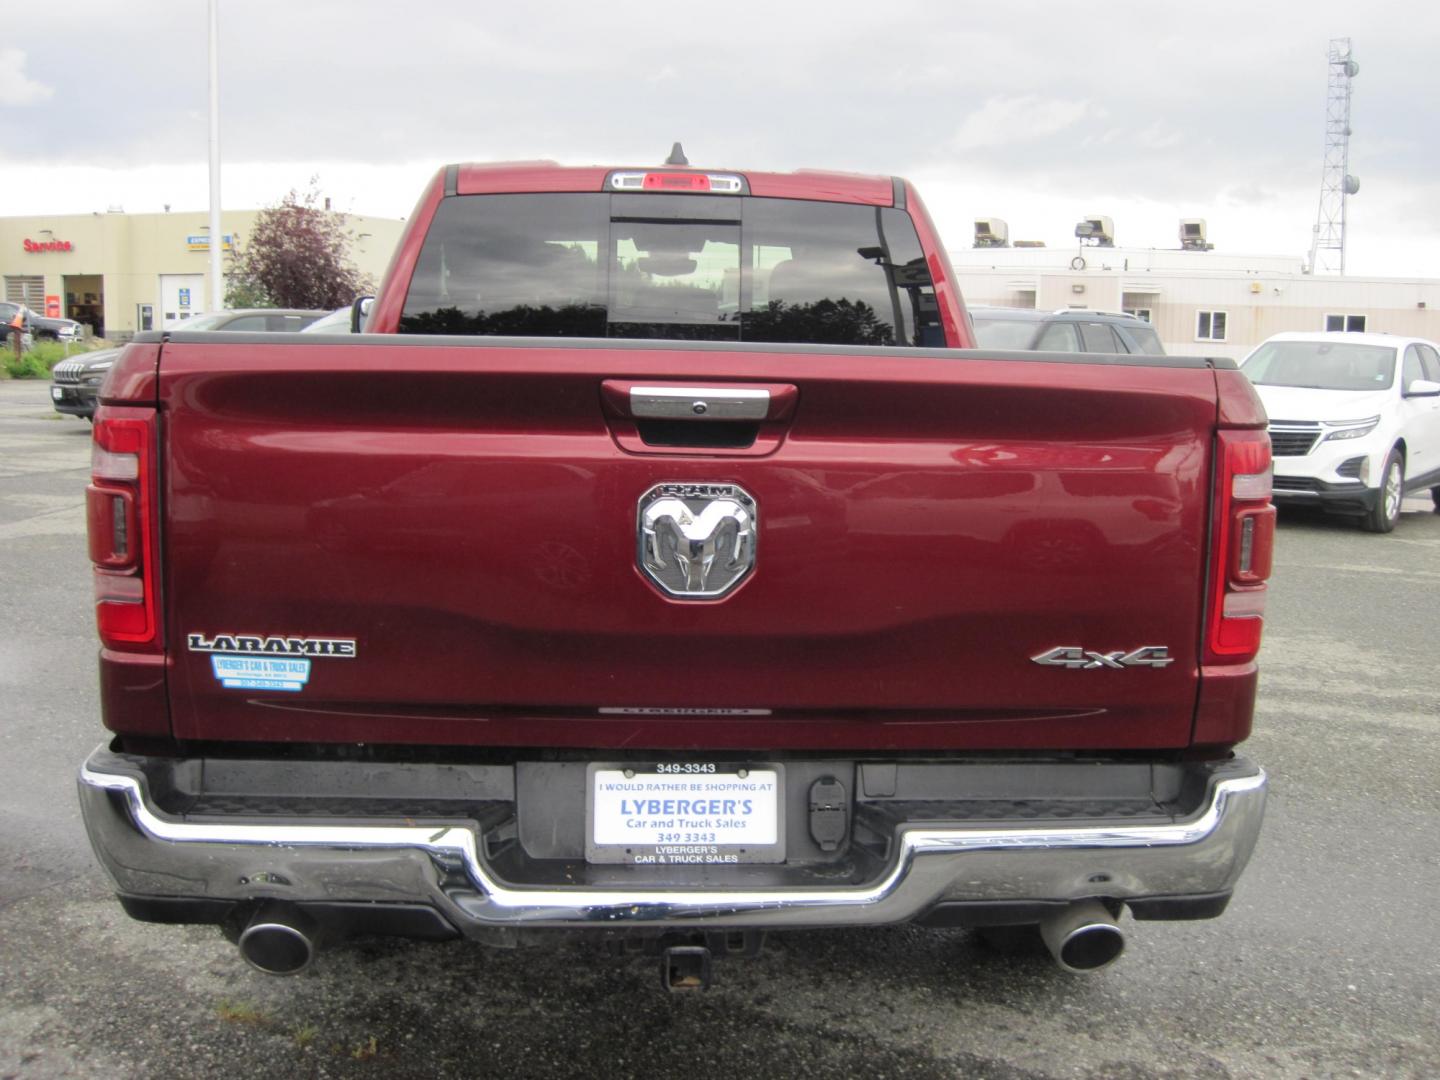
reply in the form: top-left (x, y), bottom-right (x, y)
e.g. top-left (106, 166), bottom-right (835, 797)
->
top-left (89, 407), bottom-right (160, 651)
top-left (607, 171), bottom-right (745, 194)
top-left (1205, 430), bottom-right (1276, 664)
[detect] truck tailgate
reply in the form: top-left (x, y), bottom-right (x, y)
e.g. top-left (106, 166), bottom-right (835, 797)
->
top-left (159, 338), bottom-right (1216, 751)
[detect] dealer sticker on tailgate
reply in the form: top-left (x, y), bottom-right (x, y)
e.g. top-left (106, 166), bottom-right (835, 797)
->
top-left (210, 655), bottom-right (310, 692)
top-left (586, 764), bottom-right (784, 865)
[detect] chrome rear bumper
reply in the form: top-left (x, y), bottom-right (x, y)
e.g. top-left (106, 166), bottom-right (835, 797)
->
top-left (78, 747), bottom-right (1266, 933)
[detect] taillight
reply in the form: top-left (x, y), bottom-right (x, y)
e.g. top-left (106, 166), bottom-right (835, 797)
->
top-left (1205, 429), bottom-right (1276, 664)
top-left (88, 406), bottom-right (160, 651)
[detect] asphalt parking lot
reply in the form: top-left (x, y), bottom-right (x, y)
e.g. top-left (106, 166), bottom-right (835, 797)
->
top-left (0, 376), bottom-right (1436, 1080)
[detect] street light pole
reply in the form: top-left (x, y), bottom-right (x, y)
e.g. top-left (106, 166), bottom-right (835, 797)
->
top-left (207, 0), bottom-right (223, 312)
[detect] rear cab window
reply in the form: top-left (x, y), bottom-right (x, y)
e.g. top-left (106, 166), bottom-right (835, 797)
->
top-left (399, 193), bottom-right (943, 347)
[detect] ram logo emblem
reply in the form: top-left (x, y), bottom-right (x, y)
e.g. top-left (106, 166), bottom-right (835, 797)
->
top-left (1031, 646), bottom-right (1175, 670)
top-left (638, 483), bottom-right (757, 599)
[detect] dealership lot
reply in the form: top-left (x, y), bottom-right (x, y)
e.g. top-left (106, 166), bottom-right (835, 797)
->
top-left (1, 378), bottom-right (1436, 1080)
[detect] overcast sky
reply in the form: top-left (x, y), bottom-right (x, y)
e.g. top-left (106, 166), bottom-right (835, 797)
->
top-left (4, 0), bottom-right (1438, 276)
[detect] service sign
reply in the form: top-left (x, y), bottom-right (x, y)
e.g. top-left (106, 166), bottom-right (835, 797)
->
top-left (586, 764), bottom-right (784, 865)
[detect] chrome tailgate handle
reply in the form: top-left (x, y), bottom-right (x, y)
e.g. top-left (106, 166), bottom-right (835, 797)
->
top-left (629, 386), bottom-right (770, 421)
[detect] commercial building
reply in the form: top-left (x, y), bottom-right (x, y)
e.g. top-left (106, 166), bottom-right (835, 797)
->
top-left (948, 243), bottom-right (1440, 360)
top-left (0, 209), bottom-right (405, 341)
top-left (11, 204), bottom-right (1432, 355)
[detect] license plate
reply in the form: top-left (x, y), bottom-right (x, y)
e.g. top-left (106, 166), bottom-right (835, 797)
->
top-left (50, 386), bottom-right (63, 400)
top-left (586, 764), bottom-right (785, 865)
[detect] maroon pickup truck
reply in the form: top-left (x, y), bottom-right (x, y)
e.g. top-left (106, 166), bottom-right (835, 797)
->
top-left (77, 159), bottom-right (1272, 989)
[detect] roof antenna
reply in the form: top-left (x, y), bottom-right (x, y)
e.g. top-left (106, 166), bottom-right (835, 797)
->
top-left (664, 142), bottom-right (689, 166)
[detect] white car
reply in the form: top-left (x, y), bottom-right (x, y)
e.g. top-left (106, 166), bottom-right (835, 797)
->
top-left (298, 306), bottom-right (355, 334)
top-left (1241, 331), bottom-right (1440, 532)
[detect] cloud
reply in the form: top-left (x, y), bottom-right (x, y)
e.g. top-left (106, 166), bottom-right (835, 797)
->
top-left (950, 95), bottom-right (1092, 150)
top-left (0, 48), bottom-right (53, 106)
top-left (1223, 184), bottom-right (1282, 207)
top-left (3, 0), bottom-right (1440, 276)
top-left (1135, 123), bottom-right (1183, 151)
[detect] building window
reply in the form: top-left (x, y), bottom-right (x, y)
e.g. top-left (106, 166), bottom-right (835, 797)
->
top-left (1324, 314), bottom-right (1367, 332)
top-left (1196, 310), bottom-right (1228, 341)
top-left (4, 275), bottom-right (44, 308)
top-left (1123, 307), bottom-right (1152, 322)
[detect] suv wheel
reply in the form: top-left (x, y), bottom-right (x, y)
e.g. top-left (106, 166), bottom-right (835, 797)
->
top-left (1363, 450), bottom-right (1404, 533)
top-left (1431, 486), bottom-right (1440, 513)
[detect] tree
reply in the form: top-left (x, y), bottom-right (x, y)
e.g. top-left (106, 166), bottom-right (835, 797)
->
top-left (225, 182), bottom-right (373, 309)
top-left (740, 298), bottom-right (894, 346)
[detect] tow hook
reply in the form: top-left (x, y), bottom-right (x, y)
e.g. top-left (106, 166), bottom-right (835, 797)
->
top-left (661, 945), bottom-right (713, 992)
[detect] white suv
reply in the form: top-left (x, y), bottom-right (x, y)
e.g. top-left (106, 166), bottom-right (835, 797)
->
top-left (1240, 332), bottom-right (1440, 533)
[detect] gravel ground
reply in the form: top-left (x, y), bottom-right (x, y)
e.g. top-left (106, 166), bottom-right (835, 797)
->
top-left (0, 378), bottom-right (1436, 1079)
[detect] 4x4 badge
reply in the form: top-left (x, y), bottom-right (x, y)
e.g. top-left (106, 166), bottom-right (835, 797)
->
top-left (1030, 646), bottom-right (1174, 670)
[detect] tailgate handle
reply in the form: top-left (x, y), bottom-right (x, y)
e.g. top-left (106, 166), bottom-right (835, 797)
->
top-left (629, 386), bottom-right (770, 421)
top-left (600, 380), bottom-right (798, 455)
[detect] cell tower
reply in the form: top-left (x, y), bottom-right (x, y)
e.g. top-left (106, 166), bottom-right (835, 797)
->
top-left (1307, 38), bottom-right (1360, 274)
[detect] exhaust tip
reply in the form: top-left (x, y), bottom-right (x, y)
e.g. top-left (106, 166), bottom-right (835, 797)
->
top-left (1040, 900), bottom-right (1126, 974)
top-left (1056, 922), bottom-right (1125, 972)
top-left (238, 907), bottom-right (315, 975)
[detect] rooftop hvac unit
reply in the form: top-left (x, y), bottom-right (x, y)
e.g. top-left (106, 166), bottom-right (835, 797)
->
top-left (1074, 215), bottom-right (1114, 247)
top-left (973, 218), bottom-right (1010, 248)
top-left (1180, 219), bottom-right (1214, 251)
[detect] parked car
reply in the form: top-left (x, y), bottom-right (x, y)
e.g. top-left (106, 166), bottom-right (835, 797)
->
top-left (53, 309), bottom-right (324, 419)
top-left (0, 301), bottom-right (35, 352)
top-left (50, 347), bottom-right (121, 419)
top-left (163, 309), bottom-right (329, 332)
top-left (298, 306), bottom-right (356, 334)
top-left (969, 307), bottom-right (1166, 355)
top-left (27, 309), bottom-right (85, 343)
top-left (1241, 331), bottom-right (1440, 532)
top-left (0, 302), bottom-right (84, 345)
